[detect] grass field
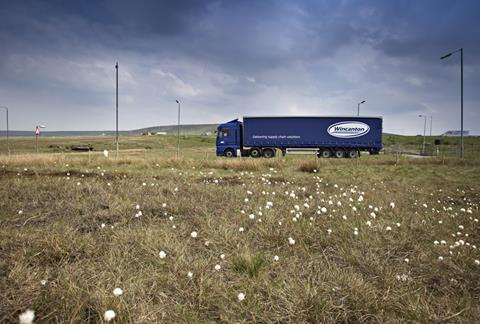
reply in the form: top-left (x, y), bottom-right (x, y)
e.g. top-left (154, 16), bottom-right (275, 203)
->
top-left (1, 136), bottom-right (480, 322)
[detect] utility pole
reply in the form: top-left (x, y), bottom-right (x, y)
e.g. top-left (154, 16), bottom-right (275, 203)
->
top-left (115, 62), bottom-right (119, 159)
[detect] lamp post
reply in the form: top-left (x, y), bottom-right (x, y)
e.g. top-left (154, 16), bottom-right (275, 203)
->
top-left (176, 100), bottom-right (180, 158)
top-left (440, 48), bottom-right (463, 159)
top-left (357, 100), bottom-right (366, 116)
top-left (430, 116), bottom-right (433, 137)
top-left (35, 125), bottom-right (46, 153)
top-left (419, 115), bottom-right (427, 155)
top-left (0, 106), bottom-right (9, 155)
top-left (115, 62), bottom-right (119, 159)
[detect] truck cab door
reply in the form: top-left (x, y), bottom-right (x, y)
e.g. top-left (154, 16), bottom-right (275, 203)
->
top-left (217, 128), bottom-right (234, 146)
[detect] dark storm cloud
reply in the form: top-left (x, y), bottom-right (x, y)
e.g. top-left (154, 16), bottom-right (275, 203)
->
top-left (0, 0), bottom-right (479, 134)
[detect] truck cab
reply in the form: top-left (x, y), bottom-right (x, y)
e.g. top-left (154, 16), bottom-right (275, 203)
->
top-left (216, 119), bottom-right (242, 157)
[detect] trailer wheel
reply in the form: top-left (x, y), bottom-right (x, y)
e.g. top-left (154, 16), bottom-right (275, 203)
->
top-left (334, 149), bottom-right (345, 158)
top-left (250, 147), bottom-right (262, 158)
top-left (318, 149), bottom-right (332, 158)
top-left (224, 149), bottom-right (235, 158)
top-left (263, 148), bottom-right (275, 158)
top-left (347, 150), bottom-right (359, 158)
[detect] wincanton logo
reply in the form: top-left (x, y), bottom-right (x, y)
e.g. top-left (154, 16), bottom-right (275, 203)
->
top-left (327, 121), bottom-right (370, 138)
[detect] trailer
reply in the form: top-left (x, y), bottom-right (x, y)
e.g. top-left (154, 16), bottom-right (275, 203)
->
top-left (216, 116), bottom-right (382, 158)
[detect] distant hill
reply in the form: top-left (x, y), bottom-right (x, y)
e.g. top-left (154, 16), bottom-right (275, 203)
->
top-left (0, 124), bottom-right (219, 137)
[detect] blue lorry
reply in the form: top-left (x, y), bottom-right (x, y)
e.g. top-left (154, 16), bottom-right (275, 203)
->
top-left (216, 116), bottom-right (382, 158)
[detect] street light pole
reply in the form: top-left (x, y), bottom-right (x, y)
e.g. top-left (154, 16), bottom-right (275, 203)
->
top-left (357, 100), bottom-right (366, 117)
top-left (440, 48), bottom-right (464, 159)
top-left (35, 125), bottom-right (46, 153)
top-left (419, 115), bottom-right (427, 155)
top-left (0, 106), bottom-right (9, 156)
top-left (115, 62), bottom-right (119, 159)
top-left (176, 100), bottom-right (180, 158)
top-left (430, 116), bottom-right (433, 137)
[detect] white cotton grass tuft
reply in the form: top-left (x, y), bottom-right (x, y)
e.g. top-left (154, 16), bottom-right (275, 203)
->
top-left (159, 250), bottom-right (167, 259)
top-left (214, 264), bottom-right (221, 271)
top-left (19, 309), bottom-right (35, 324)
top-left (288, 237), bottom-right (296, 245)
top-left (104, 310), bottom-right (116, 322)
top-left (187, 271), bottom-right (194, 278)
top-left (113, 288), bottom-right (123, 296)
top-left (273, 255), bottom-right (279, 261)
top-left (190, 231), bottom-right (198, 238)
top-left (237, 292), bottom-right (246, 301)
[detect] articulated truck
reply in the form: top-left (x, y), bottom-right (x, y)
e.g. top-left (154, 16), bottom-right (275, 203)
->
top-left (216, 116), bottom-right (382, 158)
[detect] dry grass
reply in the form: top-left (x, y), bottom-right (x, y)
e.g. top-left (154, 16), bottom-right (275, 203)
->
top-left (1, 153), bottom-right (479, 322)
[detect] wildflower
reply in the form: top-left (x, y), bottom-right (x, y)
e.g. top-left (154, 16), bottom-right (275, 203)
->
top-left (353, 228), bottom-right (358, 236)
top-left (366, 220), bottom-right (372, 227)
top-left (40, 279), bottom-right (47, 285)
top-left (135, 204), bottom-right (140, 210)
top-left (386, 226), bottom-right (392, 231)
top-left (352, 206), bottom-right (357, 212)
top-left (238, 292), bottom-right (246, 301)
top-left (220, 254), bottom-right (225, 260)
top-left (390, 202), bottom-right (395, 209)
top-left (327, 229), bottom-right (332, 234)
top-left (370, 212), bottom-right (376, 218)
top-left (438, 256), bottom-right (444, 261)
top-left (321, 207), bottom-right (327, 213)
top-left (159, 251), bottom-right (167, 259)
top-left (187, 271), bottom-right (193, 278)
top-left (113, 288), bottom-right (123, 296)
top-left (288, 237), bottom-right (296, 245)
top-left (273, 255), bottom-right (279, 261)
top-left (475, 260), bottom-right (480, 266)
top-left (214, 264), bottom-right (221, 271)
top-left (239, 227), bottom-right (245, 232)
top-left (101, 223), bottom-right (106, 229)
top-left (104, 310), bottom-right (116, 322)
top-left (434, 240), bottom-right (439, 245)
top-left (19, 309), bottom-right (35, 324)
top-left (190, 231), bottom-right (198, 238)
top-left (404, 258), bottom-right (409, 263)
top-left (249, 214), bottom-right (255, 220)
top-left (18, 210), bottom-right (23, 214)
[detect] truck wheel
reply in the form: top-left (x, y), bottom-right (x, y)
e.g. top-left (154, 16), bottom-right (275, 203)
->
top-left (318, 149), bottom-right (332, 158)
top-left (347, 150), bottom-right (359, 158)
top-left (334, 149), bottom-right (345, 158)
top-left (224, 149), bottom-right (235, 158)
top-left (263, 148), bottom-right (275, 158)
top-left (250, 148), bottom-right (262, 158)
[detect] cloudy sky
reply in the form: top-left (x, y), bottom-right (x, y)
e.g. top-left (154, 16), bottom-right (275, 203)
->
top-left (0, 0), bottom-right (479, 134)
